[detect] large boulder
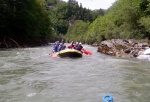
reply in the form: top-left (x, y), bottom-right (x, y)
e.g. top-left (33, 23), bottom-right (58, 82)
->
top-left (98, 39), bottom-right (150, 58)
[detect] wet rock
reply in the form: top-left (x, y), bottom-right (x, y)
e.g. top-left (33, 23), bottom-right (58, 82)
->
top-left (98, 39), bottom-right (150, 60)
top-left (124, 49), bottom-right (131, 53)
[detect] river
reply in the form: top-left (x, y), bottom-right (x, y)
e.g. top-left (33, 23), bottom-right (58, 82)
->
top-left (0, 45), bottom-right (150, 102)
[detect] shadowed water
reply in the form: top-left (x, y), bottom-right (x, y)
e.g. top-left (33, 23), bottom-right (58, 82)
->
top-left (0, 45), bottom-right (150, 102)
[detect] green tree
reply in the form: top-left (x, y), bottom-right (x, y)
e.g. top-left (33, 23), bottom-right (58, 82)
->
top-left (85, 0), bottom-right (150, 43)
top-left (0, 0), bottom-right (53, 47)
top-left (65, 20), bottom-right (89, 43)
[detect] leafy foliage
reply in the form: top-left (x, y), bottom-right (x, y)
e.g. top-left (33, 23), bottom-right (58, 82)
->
top-left (47, 0), bottom-right (104, 35)
top-left (1, 0), bottom-right (149, 47)
top-left (65, 20), bottom-right (89, 43)
top-left (83, 0), bottom-right (150, 43)
top-left (0, 0), bottom-right (105, 47)
top-left (0, 0), bottom-right (53, 46)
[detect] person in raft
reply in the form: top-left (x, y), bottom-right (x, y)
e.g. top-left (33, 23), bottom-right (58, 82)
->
top-left (68, 41), bottom-right (75, 49)
top-left (53, 41), bottom-right (60, 52)
top-left (57, 40), bottom-right (66, 52)
top-left (75, 42), bottom-right (92, 55)
top-left (71, 42), bottom-right (78, 49)
top-left (76, 42), bottom-right (83, 52)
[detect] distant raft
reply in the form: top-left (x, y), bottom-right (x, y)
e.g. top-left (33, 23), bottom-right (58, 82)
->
top-left (52, 49), bottom-right (82, 58)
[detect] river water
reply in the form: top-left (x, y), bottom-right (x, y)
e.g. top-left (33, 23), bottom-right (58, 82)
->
top-left (0, 45), bottom-right (150, 102)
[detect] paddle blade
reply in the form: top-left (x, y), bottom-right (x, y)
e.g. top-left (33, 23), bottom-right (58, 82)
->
top-left (49, 53), bottom-right (58, 58)
top-left (82, 49), bottom-right (92, 55)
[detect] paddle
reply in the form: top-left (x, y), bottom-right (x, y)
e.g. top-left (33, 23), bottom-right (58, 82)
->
top-left (49, 49), bottom-right (55, 57)
top-left (81, 49), bottom-right (92, 55)
top-left (49, 50), bottom-right (59, 58)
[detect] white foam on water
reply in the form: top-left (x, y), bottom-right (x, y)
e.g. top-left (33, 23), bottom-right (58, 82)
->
top-left (143, 48), bottom-right (150, 55)
top-left (3, 62), bottom-right (17, 68)
top-left (27, 93), bottom-right (36, 97)
top-left (137, 55), bottom-right (150, 61)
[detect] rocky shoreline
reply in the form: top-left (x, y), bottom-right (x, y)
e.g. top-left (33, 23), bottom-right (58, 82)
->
top-left (97, 39), bottom-right (150, 61)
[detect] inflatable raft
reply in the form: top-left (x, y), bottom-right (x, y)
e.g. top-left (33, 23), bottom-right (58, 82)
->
top-left (51, 49), bottom-right (82, 58)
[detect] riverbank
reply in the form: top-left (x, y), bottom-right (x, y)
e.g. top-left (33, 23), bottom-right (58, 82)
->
top-left (1, 38), bottom-right (150, 61)
top-left (97, 39), bottom-right (150, 61)
top-left (0, 37), bottom-right (49, 48)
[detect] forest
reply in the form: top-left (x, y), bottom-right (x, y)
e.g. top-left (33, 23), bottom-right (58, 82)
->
top-left (65, 0), bottom-right (150, 44)
top-left (0, 0), bottom-right (150, 48)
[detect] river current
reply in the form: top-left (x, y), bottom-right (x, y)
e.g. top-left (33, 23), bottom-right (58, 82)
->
top-left (0, 45), bottom-right (150, 102)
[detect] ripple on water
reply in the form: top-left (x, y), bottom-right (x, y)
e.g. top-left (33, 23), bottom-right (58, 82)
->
top-left (27, 93), bottom-right (36, 97)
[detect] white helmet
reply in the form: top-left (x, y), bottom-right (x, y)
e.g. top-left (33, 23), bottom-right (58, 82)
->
top-left (79, 42), bottom-right (82, 45)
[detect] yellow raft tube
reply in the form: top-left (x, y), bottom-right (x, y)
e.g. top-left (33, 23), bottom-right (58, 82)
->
top-left (52, 49), bottom-right (82, 58)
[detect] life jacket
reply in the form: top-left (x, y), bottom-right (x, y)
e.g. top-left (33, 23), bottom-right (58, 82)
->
top-left (54, 44), bottom-right (59, 52)
top-left (76, 45), bottom-right (83, 51)
top-left (57, 44), bottom-right (62, 52)
top-left (58, 43), bottom-right (66, 52)
top-left (68, 43), bottom-right (75, 49)
top-left (71, 42), bottom-right (75, 47)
